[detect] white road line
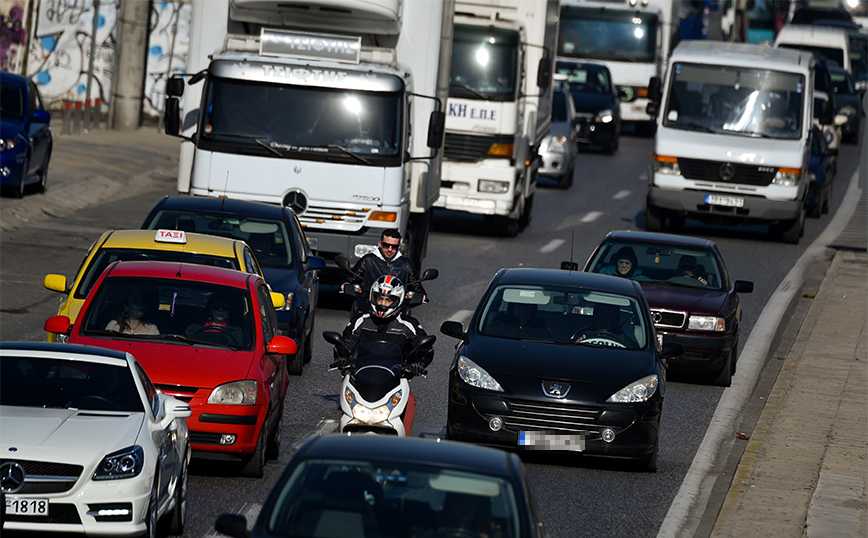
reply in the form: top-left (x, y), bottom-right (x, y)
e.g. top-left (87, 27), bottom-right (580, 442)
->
top-left (639, 172), bottom-right (648, 181)
top-left (613, 190), bottom-right (630, 200)
top-left (657, 168), bottom-right (864, 538)
top-left (581, 211), bottom-right (603, 223)
top-left (447, 309), bottom-right (474, 325)
top-left (540, 239), bottom-right (565, 253)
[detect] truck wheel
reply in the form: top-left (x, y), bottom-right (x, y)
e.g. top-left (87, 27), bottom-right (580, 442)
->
top-left (407, 210), bottom-right (431, 270)
top-left (644, 205), bottom-right (664, 232)
top-left (822, 183), bottom-right (832, 215)
top-left (495, 216), bottom-right (519, 237)
top-left (770, 207), bottom-right (805, 244)
top-left (519, 195), bottom-right (534, 228)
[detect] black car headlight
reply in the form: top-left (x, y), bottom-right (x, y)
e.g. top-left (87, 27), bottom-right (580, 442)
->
top-left (93, 446), bottom-right (144, 480)
top-left (457, 356), bottom-right (504, 392)
top-left (0, 138), bottom-right (15, 152)
top-left (606, 374), bottom-right (659, 403)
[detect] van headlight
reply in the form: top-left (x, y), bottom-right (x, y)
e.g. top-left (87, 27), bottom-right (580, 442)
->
top-left (772, 167), bottom-right (801, 187)
top-left (654, 158), bottom-right (681, 175)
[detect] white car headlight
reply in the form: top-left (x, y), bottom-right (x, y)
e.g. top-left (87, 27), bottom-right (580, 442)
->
top-left (93, 446), bottom-right (144, 480)
top-left (0, 138), bottom-right (15, 152)
top-left (546, 135), bottom-right (568, 153)
top-left (457, 356), bottom-right (504, 392)
top-left (595, 109), bottom-right (614, 124)
top-left (478, 180), bottom-right (510, 194)
top-left (606, 374), bottom-right (659, 403)
top-left (208, 380), bottom-right (257, 405)
top-left (688, 315), bottom-right (725, 332)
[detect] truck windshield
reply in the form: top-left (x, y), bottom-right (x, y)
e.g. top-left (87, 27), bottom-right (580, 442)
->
top-left (662, 63), bottom-right (804, 140)
top-left (199, 78), bottom-right (402, 162)
top-left (449, 25), bottom-right (519, 101)
top-left (558, 6), bottom-right (658, 64)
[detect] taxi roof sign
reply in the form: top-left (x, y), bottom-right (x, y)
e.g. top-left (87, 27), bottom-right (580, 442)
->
top-left (156, 229), bottom-right (187, 244)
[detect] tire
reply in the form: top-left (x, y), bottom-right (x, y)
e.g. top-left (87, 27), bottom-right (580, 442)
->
top-left (644, 204), bottom-right (664, 232)
top-left (712, 346), bottom-right (734, 387)
top-left (15, 154), bottom-right (29, 198)
top-left (36, 150), bottom-right (50, 193)
top-left (633, 437), bottom-right (658, 472)
top-left (494, 216), bottom-right (519, 237)
top-left (166, 449), bottom-right (188, 536)
top-left (240, 425), bottom-right (267, 478)
top-left (287, 338), bottom-right (304, 375)
top-left (302, 325), bottom-right (314, 364)
top-left (822, 182), bottom-right (832, 215)
top-left (557, 161), bottom-right (574, 189)
top-left (519, 194), bottom-right (534, 229)
top-left (604, 135), bottom-right (619, 154)
top-left (668, 215), bottom-right (685, 232)
top-left (142, 477), bottom-right (159, 538)
top-left (266, 411), bottom-right (282, 461)
top-left (771, 206), bottom-right (805, 244)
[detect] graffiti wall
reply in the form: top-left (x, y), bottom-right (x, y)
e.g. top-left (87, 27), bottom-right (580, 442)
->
top-left (1, 0), bottom-right (29, 73)
top-left (18, 0), bottom-right (190, 117)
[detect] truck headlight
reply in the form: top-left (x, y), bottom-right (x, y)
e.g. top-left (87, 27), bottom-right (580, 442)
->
top-left (688, 315), bottom-right (725, 332)
top-left (208, 380), bottom-right (257, 405)
top-left (772, 167), bottom-right (801, 187)
top-left (654, 156), bottom-right (681, 175)
top-left (595, 109), bottom-right (614, 124)
top-left (478, 180), bottom-right (509, 194)
top-left (354, 244), bottom-right (378, 258)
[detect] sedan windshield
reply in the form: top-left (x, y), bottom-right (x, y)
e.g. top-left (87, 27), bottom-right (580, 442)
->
top-left (586, 241), bottom-right (724, 291)
top-left (0, 355), bottom-right (144, 412)
top-left (477, 284), bottom-right (647, 349)
top-left (80, 277), bottom-right (255, 350)
top-left (265, 459), bottom-right (521, 538)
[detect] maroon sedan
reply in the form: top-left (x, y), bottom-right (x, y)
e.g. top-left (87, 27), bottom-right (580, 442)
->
top-left (583, 230), bottom-right (753, 386)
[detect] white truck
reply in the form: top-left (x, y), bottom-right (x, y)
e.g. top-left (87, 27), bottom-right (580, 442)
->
top-left (434, 0), bottom-right (559, 237)
top-left (557, 0), bottom-right (680, 134)
top-left (644, 41), bottom-right (819, 244)
top-left (163, 0), bottom-right (454, 274)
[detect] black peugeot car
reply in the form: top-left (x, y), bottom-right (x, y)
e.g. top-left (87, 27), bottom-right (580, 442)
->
top-left (440, 268), bottom-right (682, 472)
top-left (555, 60), bottom-right (624, 154)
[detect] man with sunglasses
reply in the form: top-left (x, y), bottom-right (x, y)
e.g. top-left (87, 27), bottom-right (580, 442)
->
top-left (341, 229), bottom-right (427, 317)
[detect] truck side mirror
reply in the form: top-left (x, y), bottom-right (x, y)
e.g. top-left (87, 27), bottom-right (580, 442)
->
top-left (427, 110), bottom-right (445, 149)
top-left (648, 76), bottom-right (661, 102)
top-left (166, 76), bottom-right (185, 97)
top-left (164, 98), bottom-right (180, 136)
top-left (537, 52), bottom-right (552, 90)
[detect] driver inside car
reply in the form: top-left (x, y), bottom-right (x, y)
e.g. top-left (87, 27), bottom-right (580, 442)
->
top-left (186, 293), bottom-right (243, 346)
top-left (575, 302), bottom-right (637, 348)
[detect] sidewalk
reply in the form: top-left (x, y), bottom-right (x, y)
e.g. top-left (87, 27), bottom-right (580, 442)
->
top-left (709, 244), bottom-right (868, 537)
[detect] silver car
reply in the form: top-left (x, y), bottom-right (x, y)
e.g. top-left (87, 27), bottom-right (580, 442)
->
top-left (538, 79), bottom-right (578, 188)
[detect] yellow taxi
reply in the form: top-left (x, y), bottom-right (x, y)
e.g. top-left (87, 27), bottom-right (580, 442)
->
top-left (44, 229), bottom-right (264, 341)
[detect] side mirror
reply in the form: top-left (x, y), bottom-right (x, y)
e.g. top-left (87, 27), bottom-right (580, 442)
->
top-left (646, 101), bottom-right (659, 118)
top-left (334, 254), bottom-right (357, 277)
top-left (307, 256), bottom-right (326, 271)
top-left (322, 330), bottom-right (351, 357)
top-left (427, 110), bottom-right (446, 149)
top-left (420, 268), bottom-right (439, 281)
top-left (33, 109), bottom-right (51, 123)
top-left (163, 396), bottom-right (192, 420)
top-left (734, 280), bottom-right (754, 293)
top-left (648, 76), bottom-right (661, 101)
top-left (537, 51), bottom-right (552, 89)
top-left (414, 334), bottom-right (437, 353)
top-left (166, 76), bottom-right (185, 97)
top-left (164, 98), bottom-right (180, 136)
top-left (270, 291), bottom-right (286, 309)
top-left (267, 334), bottom-right (298, 355)
top-left (214, 513), bottom-right (250, 538)
top-left (44, 315), bottom-right (72, 335)
top-left (44, 274), bottom-right (69, 293)
top-left (440, 320), bottom-right (468, 342)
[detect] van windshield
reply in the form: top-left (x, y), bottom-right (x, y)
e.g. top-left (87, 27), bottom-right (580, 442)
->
top-left (662, 63), bottom-right (805, 140)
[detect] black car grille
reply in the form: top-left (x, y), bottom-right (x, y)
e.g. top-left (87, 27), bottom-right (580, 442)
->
top-left (0, 459), bottom-right (82, 494)
top-left (3, 503), bottom-right (81, 524)
top-left (444, 133), bottom-right (513, 162)
top-left (502, 398), bottom-right (602, 434)
top-left (651, 310), bottom-right (686, 329)
top-left (678, 158), bottom-right (777, 186)
top-left (190, 431), bottom-right (224, 445)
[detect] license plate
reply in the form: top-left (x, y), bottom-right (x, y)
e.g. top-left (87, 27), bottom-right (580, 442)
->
top-left (5, 497), bottom-right (49, 516)
top-left (705, 194), bottom-right (744, 208)
top-left (519, 431), bottom-right (585, 452)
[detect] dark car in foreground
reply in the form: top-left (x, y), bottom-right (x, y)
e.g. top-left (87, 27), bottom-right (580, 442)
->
top-left (807, 125), bottom-right (837, 217)
top-left (555, 60), bottom-right (623, 153)
top-left (584, 230), bottom-right (754, 386)
top-left (440, 268), bottom-right (683, 472)
top-left (215, 434), bottom-right (549, 538)
top-left (0, 71), bottom-right (52, 197)
top-left (142, 195), bottom-right (325, 374)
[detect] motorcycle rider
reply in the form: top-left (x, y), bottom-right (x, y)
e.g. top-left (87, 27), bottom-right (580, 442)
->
top-left (341, 229), bottom-right (426, 316)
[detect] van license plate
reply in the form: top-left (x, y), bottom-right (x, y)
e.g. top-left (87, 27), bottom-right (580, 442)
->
top-left (705, 194), bottom-right (744, 208)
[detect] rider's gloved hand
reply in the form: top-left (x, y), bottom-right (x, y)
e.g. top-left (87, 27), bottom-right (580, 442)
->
top-left (330, 357), bottom-right (352, 371)
top-left (405, 362), bottom-right (427, 378)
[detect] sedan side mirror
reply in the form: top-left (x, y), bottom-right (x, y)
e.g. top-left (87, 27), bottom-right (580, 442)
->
top-left (440, 320), bottom-right (468, 341)
top-left (734, 280), bottom-right (754, 293)
top-left (215, 513), bottom-right (251, 538)
top-left (267, 335), bottom-right (298, 356)
top-left (44, 315), bottom-right (72, 335)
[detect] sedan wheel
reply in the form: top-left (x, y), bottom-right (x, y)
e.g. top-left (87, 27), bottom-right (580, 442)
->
top-left (266, 410), bottom-right (282, 461)
top-left (36, 151), bottom-right (50, 193)
top-left (167, 450), bottom-right (188, 536)
top-left (15, 155), bottom-right (29, 198)
top-left (632, 437), bottom-right (658, 472)
top-left (240, 425), bottom-right (267, 478)
top-left (712, 346), bottom-right (734, 387)
top-left (143, 477), bottom-right (159, 538)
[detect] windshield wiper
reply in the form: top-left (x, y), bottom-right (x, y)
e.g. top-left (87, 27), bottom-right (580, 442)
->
top-left (327, 145), bottom-right (371, 165)
top-left (675, 121), bottom-right (716, 133)
top-left (450, 82), bottom-right (490, 99)
top-left (212, 133), bottom-right (285, 156)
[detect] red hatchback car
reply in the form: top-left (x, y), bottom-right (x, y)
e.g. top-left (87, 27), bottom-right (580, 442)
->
top-left (583, 230), bottom-right (753, 387)
top-left (44, 261), bottom-right (297, 477)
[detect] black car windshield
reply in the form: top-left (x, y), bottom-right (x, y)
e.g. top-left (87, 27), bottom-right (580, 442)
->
top-left (586, 241), bottom-right (724, 291)
top-left (0, 83), bottom-right (24, 119)
top-left (556, 62), bottom-right (612, 94)
top-left (145, 210), bottom-right (293, 269)
top-left (558, 6), bottom-right (658, 63)
top-left (74, 248), bottom-right (241, 299)
top-left (477, 284), bottom-right (647, 349)
top-left (80, 277), bottom-right (255, 350)
top-left (264, 458), bottom-right (521, 538)
top-left (663, 62), bottom-right (805, 140)
top-left (0, 355), bottom-right (145, 412)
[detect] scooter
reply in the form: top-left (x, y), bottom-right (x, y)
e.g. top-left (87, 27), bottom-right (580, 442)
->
top-left (334, 254), bottom-right (439, 316)
top-left (323, 331), bottom-right (436, 436)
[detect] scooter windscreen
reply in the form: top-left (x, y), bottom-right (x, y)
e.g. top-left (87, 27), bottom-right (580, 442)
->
top-left (351, 341), bottom-right (405, 403)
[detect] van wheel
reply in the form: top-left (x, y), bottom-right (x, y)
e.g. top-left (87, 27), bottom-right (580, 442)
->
top-left (822, 183), bottom-right (832, 214)
top-left (770, 207), bottom-right (804, 244)
top-left (644, 205), bottom-right (664, 232)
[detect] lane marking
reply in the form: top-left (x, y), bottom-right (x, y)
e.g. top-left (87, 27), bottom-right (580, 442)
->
top-left (657, 168), bottom-right (864, 538)
top-left (581, 211), bottom-right (603, 223)
top-left (613, 190), bottom-right (630, 200)
top-left (447, 309), bottom-right (473, 326)
top-left (540, 239), bottom-right (565, 253)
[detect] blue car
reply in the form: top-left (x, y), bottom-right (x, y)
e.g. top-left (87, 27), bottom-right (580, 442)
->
top-left (0, 71), bottom-right (52, 197)
top-left (807, 125), bottom-right (837, 218)
top-left (142, 196), bottom-right (326, 374)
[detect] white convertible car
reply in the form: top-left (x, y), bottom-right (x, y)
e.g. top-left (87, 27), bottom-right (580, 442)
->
top-left (0, 342), bottom-right (191, 537)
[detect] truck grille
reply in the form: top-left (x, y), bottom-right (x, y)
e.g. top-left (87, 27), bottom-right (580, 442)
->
top-left (502, 398), bottom-right (602, 435)
top-left (0, 459), bottom-right (82, 494)
top-left (444, 133), bottom-right (513, 162)
top-left (678, 158), bottom-right (777, 186)
top-left (651, 309), bottom-right (686, 328)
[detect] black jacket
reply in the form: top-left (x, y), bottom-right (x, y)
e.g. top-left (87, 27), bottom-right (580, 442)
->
top-left (346, 249), bottom-right (425, 298)
top-left (338, 311), bottom-right (433, 367)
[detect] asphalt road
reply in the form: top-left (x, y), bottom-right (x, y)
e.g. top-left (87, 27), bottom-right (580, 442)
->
top-left (0, 127), bottom-right (860, 538)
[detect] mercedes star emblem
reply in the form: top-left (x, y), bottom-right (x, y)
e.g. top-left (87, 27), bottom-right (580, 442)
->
top-left (282, 190), bottom-right (308, 215)
top-left (0, 462), bottom-right (26, 494)
top-left (719, 163), bottom-right (736, 181)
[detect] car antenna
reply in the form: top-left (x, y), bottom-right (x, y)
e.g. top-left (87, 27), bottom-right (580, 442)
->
top-left (560, 231), bottom-right (579, 272)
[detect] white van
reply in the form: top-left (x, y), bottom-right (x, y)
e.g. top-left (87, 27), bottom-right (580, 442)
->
top-left (645, 41), bottom-right (817, 244)
top-left (774, 24), bottom-right (851, 72)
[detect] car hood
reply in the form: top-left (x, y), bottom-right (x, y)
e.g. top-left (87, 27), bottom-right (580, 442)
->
top-left (572, 93), bottom-right (616, 114)
top-left (261, 267), bottom-right (296, 295)
top-left (71, 337), bottom-right (252, 389)
top-left (464, 335), bottom-right (657, 392)
top-left (639, 282), bottom-right (728, 316)
top-left (0, 406), bottom-right (144, 463)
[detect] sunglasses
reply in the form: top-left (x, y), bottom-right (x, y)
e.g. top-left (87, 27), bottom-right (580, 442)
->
top-left (380, 242), bottom-right (399, 250)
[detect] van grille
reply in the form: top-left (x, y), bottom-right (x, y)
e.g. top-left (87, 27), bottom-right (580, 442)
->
top-left (678, 158), bottom-right (777, 186)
